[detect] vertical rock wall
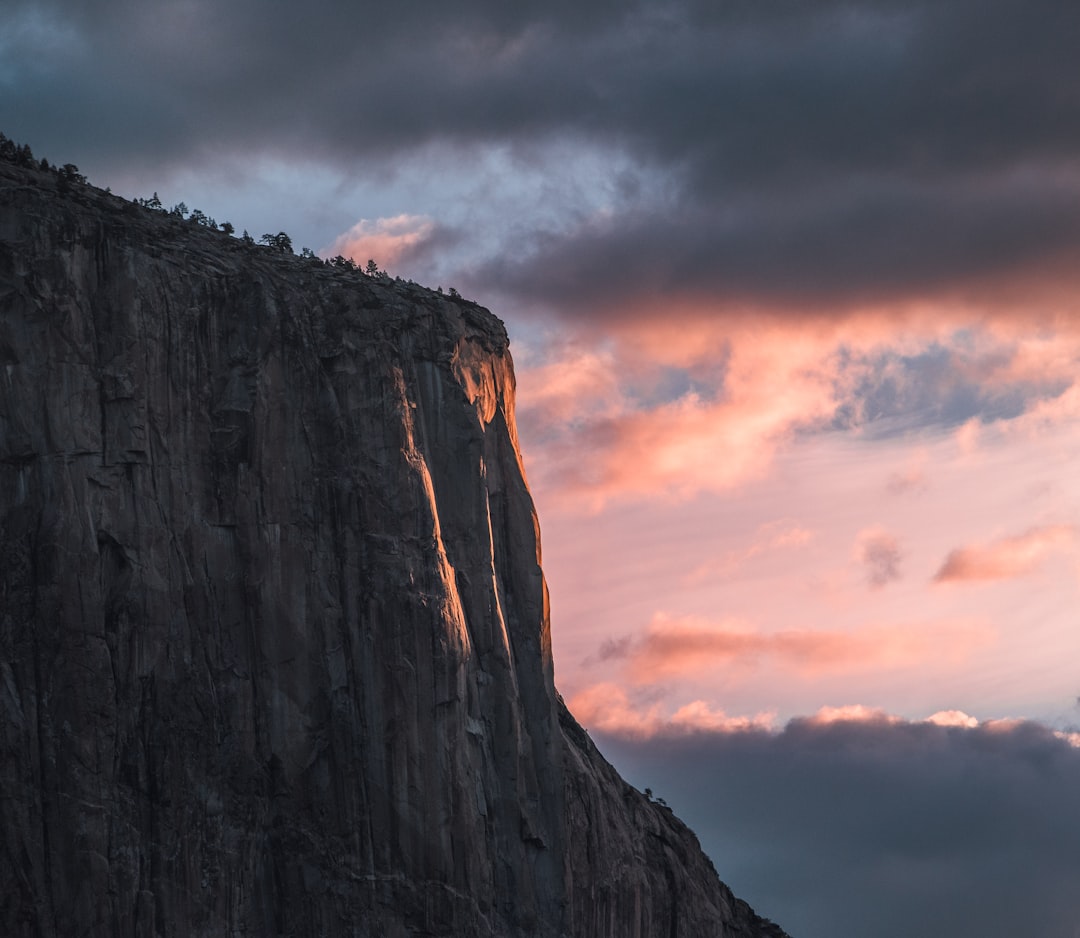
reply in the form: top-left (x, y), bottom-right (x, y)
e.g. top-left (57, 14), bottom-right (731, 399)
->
top-left (0, 162), bottom-right (788, 937)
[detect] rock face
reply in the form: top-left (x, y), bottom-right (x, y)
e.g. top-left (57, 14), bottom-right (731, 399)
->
top-left (0, 158), bottom-right (788, 937)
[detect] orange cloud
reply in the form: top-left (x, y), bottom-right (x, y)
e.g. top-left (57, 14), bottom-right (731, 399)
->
top-left (599, 612), bottom-right (992, 684)
top-left (933, 525), bottom-right (1076, 583)
top-left (324, 214), bottom-right (436, 269)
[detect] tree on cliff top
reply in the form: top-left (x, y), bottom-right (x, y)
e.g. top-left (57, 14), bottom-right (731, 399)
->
top-left (260, 231), bottom-right (293, 253)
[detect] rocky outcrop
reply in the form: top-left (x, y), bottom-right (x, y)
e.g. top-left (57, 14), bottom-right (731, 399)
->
top-left (0, 158), bottom-right (788, 937)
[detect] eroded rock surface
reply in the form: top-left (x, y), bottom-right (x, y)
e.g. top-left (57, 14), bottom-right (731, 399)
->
top-left (0, 160), bottom-right (788, 937)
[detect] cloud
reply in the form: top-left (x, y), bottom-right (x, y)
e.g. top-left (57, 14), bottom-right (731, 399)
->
top-left (517, 307), bottom-right (1080, 514)
top-left (587, 613), bottom-right (991, 685)
top-left (1007, 381), bottom-right (1080, 436)
top-left (593, 712), bottom-right (1080, 938)
top-left (685, 520), bottom-right (814, 584)
top-left (9, 0), bottom-right (1080, 325)
top-left (514, 343), bottom-right (624, 437)
top-left (924, 709), bottom-right (979, 728)
top-left (933, 524), bottom-right (1076, 583)
top-left (803, 703), bottom-right (902, 726)
top-left (323, 214), bottom-right (445, 271)
top-left (885, 462), bottom-right (928, 496)
top-left (567, 682), bottom-right (775, 738)
top-left (855, 527), bottom-right (903, 588)
top-left (522, 322), bottom-right (850, 509)
top-left (529, 388), bottom-right (826, 509)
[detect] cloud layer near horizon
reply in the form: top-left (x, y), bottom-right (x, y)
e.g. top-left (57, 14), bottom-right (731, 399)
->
top-left (596, 713), bottom-right (1080, 938)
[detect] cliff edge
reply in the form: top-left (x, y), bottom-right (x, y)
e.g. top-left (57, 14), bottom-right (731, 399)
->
top-left (0, 158), bottom-right (788, 937)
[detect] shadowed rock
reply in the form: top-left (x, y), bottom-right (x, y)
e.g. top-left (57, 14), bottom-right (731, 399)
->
top-left (0, 157), bottom-right (789, 937)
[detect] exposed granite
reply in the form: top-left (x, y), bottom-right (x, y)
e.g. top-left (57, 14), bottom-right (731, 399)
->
top-left (0, 159), bottom-right (788, 937)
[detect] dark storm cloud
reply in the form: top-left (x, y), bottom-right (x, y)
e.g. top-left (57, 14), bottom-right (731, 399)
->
top-left (0, 0), bottom-right (629, 169)
top-left (597, 717), bottom-right (1080, 938)
top-left (4, 0), bottom-right (1080, 311)
top-left (473, 173), bottom-right (1080, 314)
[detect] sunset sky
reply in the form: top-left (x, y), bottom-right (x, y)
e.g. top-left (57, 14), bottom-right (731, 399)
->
top-left (5, 1), bottom-right (1080, 934)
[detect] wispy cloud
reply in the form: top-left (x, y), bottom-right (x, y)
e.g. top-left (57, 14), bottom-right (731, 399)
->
top-left (684, 520), bottom-right (814, 584)
top-left (885, 450), bottom-right (929, 495)
top-left (590, 612), bottom-right (992, 685)
top-left (933, 524), bottom-right (1076, 583)
top-left (854, 527), bottom-right (903, 589)
top-left (515, 343), bottom-right (624, 437)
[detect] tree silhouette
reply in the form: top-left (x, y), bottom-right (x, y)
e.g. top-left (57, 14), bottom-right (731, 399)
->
top-left (58, 163), bottom-right (86, 184)
top-left (259, 232), bottom-right (293, 253)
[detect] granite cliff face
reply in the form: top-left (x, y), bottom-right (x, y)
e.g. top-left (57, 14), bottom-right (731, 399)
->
top-left (0, 158), bottom-right (788, 937)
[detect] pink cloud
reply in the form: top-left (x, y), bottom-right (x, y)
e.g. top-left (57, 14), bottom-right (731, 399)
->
top-left (524, 325), bottom-right (847, 510)
top-left (1007, 383), bottom-right (1080, 436)
top-left (958, 327), bottom-right (1080, 392)
top-left (925, 709), bottom-right (979, 728)
top-left (803, 704), bottom-right (902, 726)
top-left (567, 682), bottom-right (775, 738)
top-left (324, 214), bottom-right (437, 270)
top-left (933, 525), bottom-right (1076, 583)
top-left (520, 304), bottom-right (1080, 512)
top-left (598, 612), bottom-right (993, 685)
top-left (954, 417), bottom-right (982, 456)
top-left (512, 298), bottom-right (1080, 528)
top-left (515, 345), bottom-right (623, 431)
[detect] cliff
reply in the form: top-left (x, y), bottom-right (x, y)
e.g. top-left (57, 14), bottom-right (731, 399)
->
top-left (0, 157), bottom-right (788, 937)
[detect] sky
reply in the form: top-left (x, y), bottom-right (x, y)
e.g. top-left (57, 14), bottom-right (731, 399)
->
top-left (4, 1), bottom-right (1080, 934)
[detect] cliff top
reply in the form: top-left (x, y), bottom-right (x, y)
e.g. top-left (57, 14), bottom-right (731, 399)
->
top-left (0, 134), bottom-right (509, 350)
